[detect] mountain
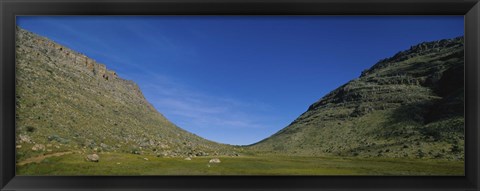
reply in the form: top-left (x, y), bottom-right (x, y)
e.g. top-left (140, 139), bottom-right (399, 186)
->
top-left (15, 27), bottom-right (238, 162)
top-left (251, 37), bottom-right (464, 160)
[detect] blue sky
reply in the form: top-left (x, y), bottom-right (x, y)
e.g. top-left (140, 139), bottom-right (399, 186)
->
top-left (17, 16), bottom-right (464, 145)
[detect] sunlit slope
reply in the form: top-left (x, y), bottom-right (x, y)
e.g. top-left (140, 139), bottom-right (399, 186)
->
top-left (15, 27), bottom-right (238, 162)
top-left (251, 37), bottom-right (464, 160)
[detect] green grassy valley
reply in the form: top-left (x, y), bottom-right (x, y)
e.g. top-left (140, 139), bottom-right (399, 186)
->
top-left (15, 27), bottom-right (464, 175)
top-left (17, 152), bottom-right (463, 175)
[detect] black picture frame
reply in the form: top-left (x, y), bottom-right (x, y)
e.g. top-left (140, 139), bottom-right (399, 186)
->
top-left (1, 0), bottom-right (479, 190)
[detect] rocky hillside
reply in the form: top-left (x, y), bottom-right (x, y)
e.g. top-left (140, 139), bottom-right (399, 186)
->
top-left (251, 37), bottom-right (464, 160)
top-left (15, 27), bottom-right (239, 162)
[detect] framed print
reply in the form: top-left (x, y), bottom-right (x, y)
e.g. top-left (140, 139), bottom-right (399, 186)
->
top-left (1, 0), bottom-right (480, 190)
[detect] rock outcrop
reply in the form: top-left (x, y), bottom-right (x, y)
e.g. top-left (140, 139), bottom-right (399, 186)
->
top-left (251, 36), bottom-right (464, 160)
top-left (15, 27), bottom-right (237, 162)
top-left (18, 28), bottom-right (119, 81)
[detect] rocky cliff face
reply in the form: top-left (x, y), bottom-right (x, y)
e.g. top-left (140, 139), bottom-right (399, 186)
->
top-left (18, 30), bottom-right (118, 80)
top-left (251, 37), bottom-right (464, 160)
top-left (15, 27), bottom-right (237, 162)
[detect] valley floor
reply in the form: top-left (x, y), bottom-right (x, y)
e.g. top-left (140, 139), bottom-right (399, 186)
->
top-left (16, 152), bottom-right (464, 175)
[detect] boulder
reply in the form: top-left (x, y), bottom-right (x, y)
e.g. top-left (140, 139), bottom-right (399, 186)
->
top-left (209, 158), bottom-right (221, 163)
top-left (31, 144), bottom-right (45, 151)
top-left (19, 134), bottom-right (32, 143)
top-left (86, 154), bottom-right (100, 162)
top-left (184, 157), bottom-right (192, 160)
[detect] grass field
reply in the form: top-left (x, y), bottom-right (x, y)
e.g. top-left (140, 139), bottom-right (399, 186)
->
top-left (16, 152), bottom-right (464, 176)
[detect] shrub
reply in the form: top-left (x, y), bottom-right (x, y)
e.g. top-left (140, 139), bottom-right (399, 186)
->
top-left (416, 149), bottom-right (425, 158)
top-left (26, 126), bottom-right (36, 133)
top-left (450, 145), bottom-right (461, 153)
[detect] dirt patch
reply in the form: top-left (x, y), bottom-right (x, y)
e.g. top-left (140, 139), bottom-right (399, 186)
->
top-left (17, 151), bottom-right (74, 166)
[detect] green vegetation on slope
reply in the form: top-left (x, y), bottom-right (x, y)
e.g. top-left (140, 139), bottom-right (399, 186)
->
top-left (15, 27), bottom-right (240, 163)
top-left (251, 37), bottom-right (465, 160)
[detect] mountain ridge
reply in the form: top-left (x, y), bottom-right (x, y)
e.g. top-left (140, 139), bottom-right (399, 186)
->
top-left (250, 36), bottom-right (464, 160)
top-left (15, 27), bottom-right (239, 162)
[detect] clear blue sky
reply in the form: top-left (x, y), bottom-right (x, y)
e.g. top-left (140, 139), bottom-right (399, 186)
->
top-left (17, 16), bottom-right (464, 145)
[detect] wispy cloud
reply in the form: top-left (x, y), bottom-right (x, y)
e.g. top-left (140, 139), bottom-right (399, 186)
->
top-left (138, 74), bottom-right (276, 132)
